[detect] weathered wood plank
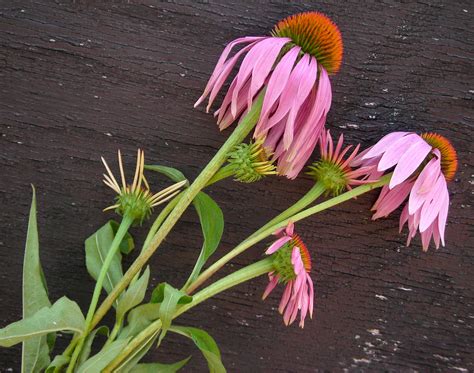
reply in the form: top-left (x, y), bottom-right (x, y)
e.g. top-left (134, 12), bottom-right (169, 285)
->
top-left (0, 1), bottom-right (472, 371)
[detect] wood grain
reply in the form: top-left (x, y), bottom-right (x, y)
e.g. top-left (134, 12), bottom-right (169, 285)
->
top-left (0, 1), bottom-right (473, 371)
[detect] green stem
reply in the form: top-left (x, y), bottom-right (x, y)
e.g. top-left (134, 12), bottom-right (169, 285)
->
top-left (67, 214), bottom-right (134, 373)
top-left (104, 258), bottom-right (274, 372)
top-left (104, 316), bottom-right (123, 347)
top-left (186, 175), bottom-right (391, 294)
top-left (142, 192), bottom-right (183, 252)
top-left (89, 92), bottom-right (265, 333)
top-left (248, 181), bottom-right (326, 240)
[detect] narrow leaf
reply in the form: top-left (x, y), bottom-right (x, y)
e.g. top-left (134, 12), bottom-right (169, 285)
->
top-left (118, 303), bottom-right (160, 340)
top-left (144, 165), bottom-right (187, 183)
top-left (131, 357), bottom-right (191, 373)
top-left (85, 221), bottom-right (124, 300)
top-left (186, 192), bottom-right (224, 286)
top-left (114, 329), bottom-right (159, 372)
top-left (45, 354), bottom-right (69, 373)
top-left (77, 338), bottom-right (130, 373)
top-left (151, 284), bottom-right (192, 345)
top-left (77, 326), bottom-right (109, 366)
top-left (170, 326), bottom-right (225, 373)
top-left (117, 267), bottom-right (150, 320)
top-left (0, 297), bottom-right (85, 347)
top-left (22, 186), bottom-right (52, 372)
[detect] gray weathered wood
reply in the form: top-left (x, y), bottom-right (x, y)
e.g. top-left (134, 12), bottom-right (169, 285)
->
top-left (0, 1), bottom-right (473, 371)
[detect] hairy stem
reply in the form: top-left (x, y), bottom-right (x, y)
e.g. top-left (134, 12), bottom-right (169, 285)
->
top-left (67, 214), bottom-right (134, 372)
top-left (104, 258), bottom-right (274, 371)
top-left (89, 93), bottom-right (264, 333)
top-left (186, 175), bottom-right (391, 293)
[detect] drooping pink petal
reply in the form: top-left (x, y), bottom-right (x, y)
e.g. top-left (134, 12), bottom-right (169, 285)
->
top-left (377, 134), bottom-right (422, 171)
top-left (362, 132), bottom-right (410, 160)
top-left (231, 37), bottom-right (290, 117)
top-left (262, 273), bottom-right (279, 300)
top-left (390, 139), bottom-right (432, 188)
top-left (372, 181), bottom-right (413, 219)
top-left (194, 36), bottom-right (265, 108)
top-left (266, 235), bottom-right (292, 254)
top-left (419, 174), bottom-right (447, 232)
top-left (408, 156), bottom-right (441, 214)
top-left (256, 46), bottom-right (301, 135)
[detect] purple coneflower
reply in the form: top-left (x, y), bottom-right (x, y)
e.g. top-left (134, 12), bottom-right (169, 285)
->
top-left (262, 222), bottom-right (314, 328)
top-left (308, 130), bottom-right (378, 195)
top-left (353, 132), bottom-right (458, 251)
top-left (195, 12), bottom-right (344, 179)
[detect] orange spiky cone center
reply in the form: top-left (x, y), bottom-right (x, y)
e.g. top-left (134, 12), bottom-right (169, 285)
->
top-left (272, 11), bottom-right (343, 74)
top-left (421, 132), bottom-right (458, 181)
top-left (291, 234), bottom-right (312, 273)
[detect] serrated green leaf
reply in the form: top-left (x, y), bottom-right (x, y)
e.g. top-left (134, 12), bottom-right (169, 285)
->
top-left (110, 220), bottom-right (135, 255)
top-left (117, 267), bottom-right (150, 320)
top-left (22, 187), bottom-right (52, 372)
top-left (85, 221), bottom-right (124, 303)
top-left (131, 357), bottom-right (191, 373)
top-left (184, 192), bottom-right (224, 288)
top-left (144, 165), bottom-right (187, 183)
top-left (77, 338), bottom-right (130, 373)
top-left (151, 284), bottom-right (192, 345)
top-left (77, 325), bottom-right (109, 366)
top-left (170, 326), bottom-right (225, 373)
top-left (0, 297), bottom-right (85, 347)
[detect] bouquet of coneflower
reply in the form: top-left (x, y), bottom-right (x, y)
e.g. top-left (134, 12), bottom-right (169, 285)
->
top-left (0, 11), bottom-right (457, 372)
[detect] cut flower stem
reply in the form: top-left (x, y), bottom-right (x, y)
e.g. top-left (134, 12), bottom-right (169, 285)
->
top-left (87, 92), bottom-right (265, 338)
top-left (186, 174), bottom-right (391, 294)
top-left (104, 257), bottom-right (275, 371)
top-left (67, 213), bottom-right (134, 372)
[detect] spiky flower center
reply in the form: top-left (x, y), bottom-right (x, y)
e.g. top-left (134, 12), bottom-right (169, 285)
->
top-left (116, 187), bottom-right (154, 223)
top-left (273, 234), bottom-right (311, 283)
top-left (228, 139), bottom-right (277, 183)
top-left (421, 132), bottom-right (458, 181)
top-left (272, 12), bottom-right (343, 74)
top-left (308, 159), bottom-right (348, 196)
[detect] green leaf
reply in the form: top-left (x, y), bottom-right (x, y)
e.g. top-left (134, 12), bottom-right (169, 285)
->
top-left (45, 354), bottom-right (69, 373)
top-left (22, 186), bottom-right (52, 372)
top-left (185, 192), bottom-right (224, 286)
top-left (0, 297), bottom-right (85, 347)
top-left (170, 326), bottom-right (225, 373)
top-left (131, 357), bottom-right (191, 373)
top-left (151, 283), bottom-right (192, 345)
top-left (118, 303), bottom-right (160, 340)
top-left (77, 338), bottom-right (130, 373)
top-left (144, 165), bottom-right (187, 183)
top-left (77, 325), bottom-right (109, 366)
top-left (114, 328), bottom-right (159, 372)
top-left (85, 221), bottom-right (124, 301)
top-left (117, 267), bottom-right (150, 321)
top-left (110, 220), bottom-right (136, 255)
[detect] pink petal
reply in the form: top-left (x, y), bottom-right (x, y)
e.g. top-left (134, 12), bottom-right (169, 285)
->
top-left (257, 46), bottom-right (300, 128)
top-left (266, 236), bottom-right (292, 255)
top-left (279, 282), bottom-right (292, 314)
top-left (372, 181), bottom-right (413, 219)
top-left (390, 138), bottom-right (432, 188)
top-left (419, 175), bottom-right (447, 232)
top-left (437, 186), bottom-right (450, 246)
top-left (195, 36), bottom-right (264, 107)
top-left (262, 273), bottom-right (279, 300)
top-left (285, 221), bottom-right (294, 236)
top-left (377, 134), bottom-right (421, 171)
top-left (408, 157), bottom-right (441, 214)
top-left (362, 132), bottom-right (410, 160)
